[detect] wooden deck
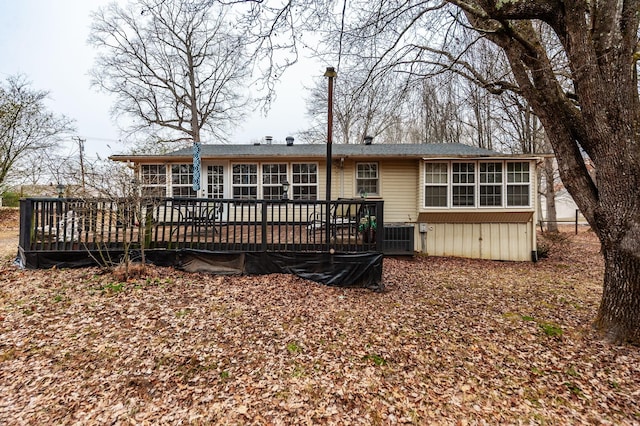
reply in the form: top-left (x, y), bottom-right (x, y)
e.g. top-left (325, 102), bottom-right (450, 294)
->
top-left (20, 197), bottom-right (383, 254)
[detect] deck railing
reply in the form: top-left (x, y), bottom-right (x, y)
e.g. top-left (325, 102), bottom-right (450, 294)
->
top-left (20, 197), bottom-right (384, 254)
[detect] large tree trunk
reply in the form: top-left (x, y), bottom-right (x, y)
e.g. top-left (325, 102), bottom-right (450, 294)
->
top-left (462, 1), bottom-right (640, 344)
top-left (596, 246), bottom-right (640, 343)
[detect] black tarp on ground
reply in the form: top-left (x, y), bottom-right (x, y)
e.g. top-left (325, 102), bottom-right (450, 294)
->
top-left (17, 248), bottom-right (384, 290)
top-left (244, 252), bottom-right (383, 290)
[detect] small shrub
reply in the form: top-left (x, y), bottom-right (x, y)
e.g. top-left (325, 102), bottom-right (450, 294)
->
top-left (111, 262), bottom-right (148, 282)
top-left (536, 241), bottom-right (551, 259)
top-left (1, 192), bottom-right (20, 207)
top-left (537, 231), bottom-right (571, 259)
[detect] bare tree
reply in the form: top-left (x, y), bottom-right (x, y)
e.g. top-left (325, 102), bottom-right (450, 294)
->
top-left (404, 78), bottom-right (467, 144)
top-left (0, 75), bottom-right (75, 191)
top-left (235, 0), bottom-right (640, 344)
top-left (89, 0), bottom-right (250, 144)
top-left (303, 66), bottom-right (410, 144)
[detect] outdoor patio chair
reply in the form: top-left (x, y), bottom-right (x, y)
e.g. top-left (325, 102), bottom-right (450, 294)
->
top-left (307, 200), bottom-right (363, 240)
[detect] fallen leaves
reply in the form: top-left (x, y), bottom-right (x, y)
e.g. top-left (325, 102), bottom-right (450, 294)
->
top-left (0, 227), bottom-right (639, 424)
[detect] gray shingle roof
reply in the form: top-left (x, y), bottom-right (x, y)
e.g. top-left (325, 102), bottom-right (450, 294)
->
top-left (157, 142), bottom-right (503, 158)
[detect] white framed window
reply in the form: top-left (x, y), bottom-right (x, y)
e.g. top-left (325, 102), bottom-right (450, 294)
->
top-left (292, 163), bottom-right (318, 200)
top-left (479, 162), bottom-right (503, 206)
top-left (140, 164), bottom-right (167, 198)
top-left (207, 165), bottom-right (224, 199)
top-left (452, 162), bottom-right (475, 207)
top-left (424, 163), bottom-right (448, 207)
top-left (423, 160), bottom-right (532, 209)
top-left (507, 162), bottom-right (530, 206)
top-left (171, 164), bottom-right (197, 197)
top-left (262, 163), bottom-right (288, 200)
top-left (232, 163), bottom-right (258, 200)
top-left (356, 162), bottom-right (379, 196)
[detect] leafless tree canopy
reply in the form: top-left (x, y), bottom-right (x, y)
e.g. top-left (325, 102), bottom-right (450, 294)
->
top-left (89, 0), bottom-right (251, 144)
top-left (228, 0), bottom-right (640, 344)
top-left (0, 75), bottom-right (75, 191)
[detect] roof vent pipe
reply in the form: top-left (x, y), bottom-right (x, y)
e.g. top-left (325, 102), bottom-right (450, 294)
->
top-left (265, 135), bottom-right (273, 144)
top-left (286, 136), bottom-right (294, 146)
top-left (363, 135), bottom-right (373, 145)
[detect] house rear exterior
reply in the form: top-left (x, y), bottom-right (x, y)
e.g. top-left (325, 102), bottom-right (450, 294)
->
top-left (110, 142), bottom-right (541, 261)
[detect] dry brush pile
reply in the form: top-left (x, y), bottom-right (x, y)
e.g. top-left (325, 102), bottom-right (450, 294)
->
top-left (0, 227), bottom-right (639, 424)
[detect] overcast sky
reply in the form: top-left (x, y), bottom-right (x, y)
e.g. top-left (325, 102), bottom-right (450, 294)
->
top-left (0, 0), bottom-right (320, 160)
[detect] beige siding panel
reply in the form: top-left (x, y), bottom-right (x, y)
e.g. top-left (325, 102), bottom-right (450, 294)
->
top-left (336, 161), bottom-right (355, 199)
top-left (379, 159), bottom-right (419, 223)
top-left (332, 159), bottom-right (418, 223)
top-left (318, 161), bottom-right (327, 200)
top-left (423, 222), bottom-right (532, 261)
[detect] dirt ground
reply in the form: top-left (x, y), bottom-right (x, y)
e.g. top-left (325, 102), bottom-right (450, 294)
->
top-left (0, 208), bottom-right (19, 260)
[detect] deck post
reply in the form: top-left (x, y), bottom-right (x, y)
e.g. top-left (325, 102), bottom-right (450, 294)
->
top-left (19, 198), bottom-right (34, 251)
top-left (375, 200), bottom-right (384, 252)
top-left (261, 200), bottom-right (268, 252)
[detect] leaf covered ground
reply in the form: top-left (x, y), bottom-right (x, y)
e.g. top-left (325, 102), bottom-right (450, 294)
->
top-left (0, 222), bottom-right (639, 424)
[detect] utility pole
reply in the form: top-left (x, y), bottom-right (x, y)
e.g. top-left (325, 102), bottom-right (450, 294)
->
top-left (74, 137), bottom-right (86, 192)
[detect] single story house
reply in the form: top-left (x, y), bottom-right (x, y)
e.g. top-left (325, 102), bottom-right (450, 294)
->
top-left (110, 141), bottom-right (541, 262)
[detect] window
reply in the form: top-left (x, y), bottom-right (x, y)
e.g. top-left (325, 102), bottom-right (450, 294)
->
top-left (232, 164), bottom-right (258, 200)
top-left (171, 164), bottom-right (196, 197)
top-left (356, 162), bottom-right (379, 196)
top-left (261, 164), bottom-right (287, 200)
top-left (207, 165), bottom-right (224, 199)
top-left (424, 163), bottom-right (448, 207)
top-left (292, 163), bottom-right (318, 200)
top-left (507, 162), bottom-right (530, 206)
top-left (479, 162), bottom-right (502, 206)
top-left (140, 164), bottom-right (166, 198)
top-left (423, 160), bottom-right (532, 210)
top-left (452, 163), bottom-right (475, 207)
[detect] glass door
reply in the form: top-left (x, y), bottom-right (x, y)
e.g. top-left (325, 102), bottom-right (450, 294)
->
top-left (207, 165), bottom-right (224, 199)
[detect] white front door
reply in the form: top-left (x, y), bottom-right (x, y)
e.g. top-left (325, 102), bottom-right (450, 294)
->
top-left (206, 164), bottom-right (227, 220)
top-left (206, 165), bottom-right (225, 199)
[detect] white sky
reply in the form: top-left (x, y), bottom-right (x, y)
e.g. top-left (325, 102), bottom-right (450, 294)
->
top-left (0, 0), bottom-right (320, 160)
